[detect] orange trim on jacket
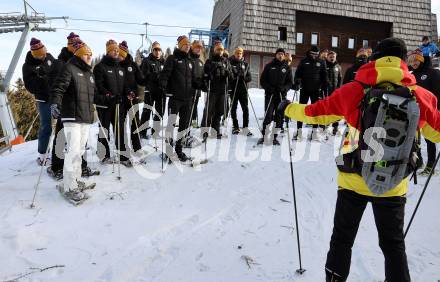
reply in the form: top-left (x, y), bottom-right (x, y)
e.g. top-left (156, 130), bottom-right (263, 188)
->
top-left (285, 56), bottom-right (440, 197)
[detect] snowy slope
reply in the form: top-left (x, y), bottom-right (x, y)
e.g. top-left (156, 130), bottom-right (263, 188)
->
top-left (0, 89), bottom-right (439, 282)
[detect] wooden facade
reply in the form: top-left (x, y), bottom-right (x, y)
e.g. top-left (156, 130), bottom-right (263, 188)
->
top-left (211, 0), bottom-right (438, 88)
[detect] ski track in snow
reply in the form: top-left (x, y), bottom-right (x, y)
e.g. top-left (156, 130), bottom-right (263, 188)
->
top-left (1, 90), bottom-right (440, 282)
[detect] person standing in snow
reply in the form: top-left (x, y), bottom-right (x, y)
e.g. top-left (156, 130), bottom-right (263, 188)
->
top-left (279, 38), bottom-right (440, 282)
top-left (50, 40), bottom-right (96, 202)
top-left (229, 47), bottom-right (252, 136)
top-left (140, 41), bottom-right (165, 139)
top-left (189, 40), bottom-right (205, 129)
top-left (201, 41), bottom-right (233, 140)
top-left (325, 51), bottom-right (342, 135)
top-left (292, 46), bottom-right (328, 141)
top-left (408, 49), bottom-right (440, 176)
top-left (159, 35), bottom-right (195, 162)
top-left (94, 40), bottom-right (132, 167)
top-left (118, 40), bottom-right (144, 154)
top-left (258, 48), bottom-right (293, 146)
top-left (22, 38), bottom-right (58, 166)
top-left (48, 33), bottom-right (97, 181)
top-left (343, 48), bottom-right (369, 84)
top-left (420, 36), bottom-right (440, 58)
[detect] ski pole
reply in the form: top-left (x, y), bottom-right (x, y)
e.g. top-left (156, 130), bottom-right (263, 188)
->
top-left (243, 80), bottom-right (262, 134)
top-left (184, 92), bottom-right (198, 144)
top-left (259, 94), bottom-right (274, 137)
top-left (24, 112), bottom-right (40, 141)
top-left (130, 100), bottom-right (143, 153)
top-left (285, 117), bottom-right (306, 274)
top-left (404, 151), bottom-right (440, 238)
top-left (225, 73), bottom-right (241, 131)
top-left (161, 95), bottom-right (165, 172)
top-left (116, 103), bottom-right (121, 180)
top-left (30, 119), bottom-right (57, 208)
top-left (204, 80), bottom-right (211, 162)
top-left (94, 106), bottom-right (113, 169)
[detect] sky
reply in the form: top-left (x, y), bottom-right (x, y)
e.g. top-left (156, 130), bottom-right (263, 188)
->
top-left (0, 0), bottom-right (439, 85)
top-left (0, 0), bottom-right (215, 84)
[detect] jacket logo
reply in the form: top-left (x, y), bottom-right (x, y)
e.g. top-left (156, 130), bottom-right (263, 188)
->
top-left (128, 67), bottom-right (133, 72)
top-left (316, 63), bottom-right (321, 67)
top-left (161, 65), bottom-right (164, 70)
top-left (77, 73), bottom-right (84, 77)
top-left (107, 70), bottom-right (113, 73)
top-left (178, 60), bottom-right (183, 63)
top-left (242, 65), bottom-right (245, 70)
top-left (282, 68), bottom-right (286, 73)
top-left (189, 63), bottom-right (193, 69)
top-left (90, 76), bottom-right (95, 83)
top-left (421, 75), bottom-right (428, 80)
top-left (119, 70), bottom-right (124, 76)
top-left (47, 60), bottom-right (52, 66)
top-left (199, 62), bottom-right (203, 67)
top-left (334, 67), bottom-right (339, 72)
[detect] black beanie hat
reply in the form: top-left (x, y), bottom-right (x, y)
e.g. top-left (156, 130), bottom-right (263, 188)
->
top-left (276, 48), bottom-right (285, 54)
top-left (370, 38), bottom-right (407, 61)
top-left (310, 46), bottom-right (320, 54)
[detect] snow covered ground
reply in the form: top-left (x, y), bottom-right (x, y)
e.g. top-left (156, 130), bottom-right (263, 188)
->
top-left (1, 89), bottom-right (439, 282)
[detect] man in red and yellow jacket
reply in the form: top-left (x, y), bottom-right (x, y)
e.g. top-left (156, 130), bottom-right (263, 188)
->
top-left (280, 38), bottom-right (440, 282)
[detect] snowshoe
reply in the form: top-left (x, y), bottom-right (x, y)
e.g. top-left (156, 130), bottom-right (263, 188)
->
top-left (81, 167), bottom-right (100, 177)
top-left (177, 151), bottom-right (191, 163)
top-left (77, 180), bottom-right (96, 192)
top-left (101, 157), bottom-right (114, 165)
top-left (47, 167), bottom-right (63, 181)
top-left (292, 129), bottom-right (302, 141)
top-left (120, 159), bottom-right (133, 168)
top-left (183, 136), bottom-right (202, 148)
top-left (232, 128), bottom-right (240, 135)
top-left (57, 184), bottom-right (89, 206)
top-left (37, 156), bottom-right (51, 166)
top-left (273, 138), bottom-right (281, 146)
top-left (418, 166), bottom-right (439, 177)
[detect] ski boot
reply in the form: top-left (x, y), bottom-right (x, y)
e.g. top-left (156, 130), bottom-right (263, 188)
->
top-left (121, 159), bottom-right (133, 168)
top-left (47, 167), bottom-right (63, 181)
top-left (81, 167), bottom-right (100, 177)
top-left (273, 138), bottom-right (281, 146)
top-left (292, 129), bottom-right (302, 141)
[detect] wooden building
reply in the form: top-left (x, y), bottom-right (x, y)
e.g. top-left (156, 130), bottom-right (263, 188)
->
top-left (211, 0), bottom-right (438, 88)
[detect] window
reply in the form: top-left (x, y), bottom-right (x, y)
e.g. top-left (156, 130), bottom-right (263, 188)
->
top-left (296, 32), bottom-right (304, 44)
top-left (348, 38), bottom-right (355, 49)
top-left (311, 32), bottom-right (319, 45)
top-left (331, 36), bottom-right (339, 48)
top-left (362, 40), bottom-right (369, 48)
top-left (278, 27), bottom-right (287, 41)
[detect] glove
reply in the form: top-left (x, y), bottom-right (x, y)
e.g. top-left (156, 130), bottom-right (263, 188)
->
top-left (50, 104), bottom-right (60, 119)
top-left (277, 99), bottom-right (291, 117)
top-left (127, 91), bottom-right (136, 101)
top-left (105, 93), bottom-right (115, 104)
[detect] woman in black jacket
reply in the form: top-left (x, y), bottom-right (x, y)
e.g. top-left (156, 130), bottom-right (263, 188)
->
top-left (50, 40), bottom-right (96, 202)
top-left (118, 41), bottom-right (144, 153)
top-left (22, 38), bottom-right (58, 165)
top-left (408, 49), bottom-right (440, 175)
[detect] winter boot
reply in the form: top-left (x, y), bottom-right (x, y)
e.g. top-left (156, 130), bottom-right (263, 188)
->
top-left (273, 137), bottom-right (281, 146)
top-left (232, 127), bottom-right (240, 135)
top-left (81, 167), bottom-right (100, 177)
top-left (101, 157), bottom-right (113, 165)
top-left (121, 159), bottom-right (133, 168)
top-left (47, 167), bottom-right (63, 181)
top-left (292, 129), bottom-right (303, 141)
top-left (257, 137), bottom-right (265, 146)
top-left (242, 127), bottom-right (253, 137)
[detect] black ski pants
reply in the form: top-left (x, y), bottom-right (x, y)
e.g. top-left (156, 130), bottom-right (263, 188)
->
top-left (297, 89), bottom-right (320, 130)
top-left (166, 98), bottom-right (192, 154)
top-left (201, 91), bottom-right (225, 135)
top-left (325, 189), bottom-right (410, 282)
top-left (262, 93), bottom-right (283, 137)
top-left (231, 90), bottom-right (249, 129)
top-left (97, 105), bottom-right (129, 162)
top-left (426, 139), bottom-right (437, 168)
top-left (140, 91), bottom-right (165, 136)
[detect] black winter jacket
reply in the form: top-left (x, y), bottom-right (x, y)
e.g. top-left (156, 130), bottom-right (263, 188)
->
top-left (93, 55), bottom-right (127, 108)
top-left (160, 49), bottom-right (194, 101)
top-left (294, 53), bottom-right (328, 91)
top-left (120, 54), bottom-right (144, 104)
top-left (141, 53), bottom-right (164, 95)
top-left (190, 51), bottom-right (205, 91)
top-left (229, 56), bottom-right (252, 95)
top-left (22, 51), bottom-right (59, 102)
top-left (412, 58), bottom-right (440, 109)
top-left (203, 54), bottom-right (233, 94)
top-left (326, 61), bottom-right (342, 94)
top-left (50, 56), bottom-right (96, 124)
top-left (260, 58), bottom-right (293, 97)
top-left (58, 47), bottom-right (74, 63)
top-left (343, 57), bottom-right (368, 84)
